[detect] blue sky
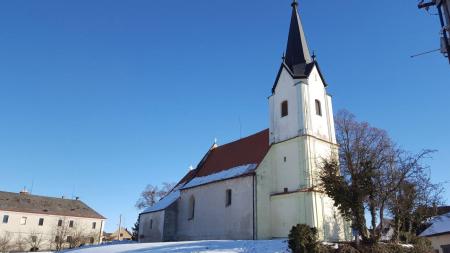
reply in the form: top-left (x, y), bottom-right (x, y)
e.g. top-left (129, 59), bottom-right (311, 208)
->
top-left (0, 1), bottom-right (449, 232)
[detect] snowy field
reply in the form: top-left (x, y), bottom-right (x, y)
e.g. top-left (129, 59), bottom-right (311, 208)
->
top-left (59, 240), bottom-right (289, 253)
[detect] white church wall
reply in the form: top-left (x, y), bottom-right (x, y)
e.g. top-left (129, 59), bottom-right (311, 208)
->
top-left (306, 136), bottom-right (350, 241)
top-left (270, 192), bottom-right (315, 238)
top-left (255, 137), bottom-right (315, 240)
top-left (269, 67), bottom-right (303, 144)
top-left (139, 211), bottom-right (165, 243)
top-left (304, 66), bottom-right (332, 141)
top-left (176, 176), bottom-right (254, 241)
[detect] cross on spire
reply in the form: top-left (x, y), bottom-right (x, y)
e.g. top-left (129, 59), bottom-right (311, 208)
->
top-left (291, 0), bottom-right (298, 7)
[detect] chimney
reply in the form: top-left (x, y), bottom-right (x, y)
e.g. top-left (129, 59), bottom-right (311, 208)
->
top-left (19, 187), bottom-right (29, 195)
top-left (75, 197), bottom-right (80, 200)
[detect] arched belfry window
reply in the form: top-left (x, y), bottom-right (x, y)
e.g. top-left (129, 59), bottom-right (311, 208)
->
top-left (281, 101), bottom-right (288, 117)
top-left (188, 196), bottom-right (195, 220)
top-left (315, 99), bottom-right (322, 116)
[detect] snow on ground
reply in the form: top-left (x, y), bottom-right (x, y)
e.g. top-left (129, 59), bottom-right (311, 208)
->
top-left (61, 240), bottom-right (289, 253)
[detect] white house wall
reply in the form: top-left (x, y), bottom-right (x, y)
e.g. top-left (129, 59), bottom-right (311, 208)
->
top-left (0, 210), bottom-right (104, 251)
top-left (427, 234), bottom-right (450, 253)
top-left (176, 176), bottom-right (254, 241)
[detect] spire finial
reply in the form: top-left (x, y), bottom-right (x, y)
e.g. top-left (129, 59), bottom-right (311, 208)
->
top-left (312, 50), bottom-right (316, 61)
top-left (291, 0), bottom-right (298, 8)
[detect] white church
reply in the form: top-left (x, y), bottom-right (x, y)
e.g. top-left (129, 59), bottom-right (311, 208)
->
top-left (139, 1), bottom-right (351, 242)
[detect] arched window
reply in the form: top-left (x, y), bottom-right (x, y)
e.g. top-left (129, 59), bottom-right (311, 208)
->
top-left (281, 100), bottom-right (288, 117)
top-left (188, 196), bottom-right (195, 220)
top-left (315, 99), bottom-right (322, 116)
top-left (225, 189), bottom-right (232, 207)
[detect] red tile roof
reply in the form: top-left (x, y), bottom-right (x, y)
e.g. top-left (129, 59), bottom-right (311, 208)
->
top-left (194, 129), bottom-right (270, 177)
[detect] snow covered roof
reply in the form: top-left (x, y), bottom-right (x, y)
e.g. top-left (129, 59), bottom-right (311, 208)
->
top-left (420, 212), bottom-right (450, 237)
top-left (140, 130), bottom-right (269, 215)
top-left (141, 190), bottom-right (180, 214)
top-left (181, 164), bottom-right (257, 190)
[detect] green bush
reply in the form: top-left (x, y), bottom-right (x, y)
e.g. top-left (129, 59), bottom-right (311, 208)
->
top-left (411, 237), bottom-right (433, 253)
top-left (336, 244), bottom-right (359, 253)
top-left (288, 224), bottom-right (320, 253)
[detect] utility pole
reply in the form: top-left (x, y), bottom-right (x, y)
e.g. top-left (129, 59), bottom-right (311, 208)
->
top-left (418, 0), bottom-right (450, 64)
top-left (117, 215), bottom-right (122, 241)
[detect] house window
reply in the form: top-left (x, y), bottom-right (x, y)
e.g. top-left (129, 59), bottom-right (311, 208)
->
top-left (315, 99), bottom-right (322, 116)
top-left (2, 215), bottom-right (9, 224)
top-left (20, 217), bottom-right (27, 225)
top-left (58, 219), bottom-right (63, 227)
top-left (92, 222), bottom-right (96, 229)
top-left (225, 189), bottom-right (232, 207)
top-left (90, 237), bottom-right (95, 244)
top-left (55, 236), bottom-right (60, 243)
top-left (188, 196), bottom-right (195, 220)
top-left (150, 219), bottom-right (153, 229)
top-left (283, 156), bottom-right (287, 162)
top-left (66, 236), bottom-right (72, 243)
top-left (38, 218), bottom-right (44, 226)
top-left (69, 220), bottom-right (74, 228)
top-left (281, 101), bottom-right (288, 117)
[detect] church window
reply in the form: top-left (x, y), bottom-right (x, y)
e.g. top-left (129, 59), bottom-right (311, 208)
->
top-left (92, 222), bottom-right (96, 229)
top-left (225, 189), bottom-right (232, 207)
top-left (2, 215), bottom-right (8, 224)
top-left (281, 101), bottom-right (288, 117)
top-left (38, 218), bottom-right (44, 226)
top-left (315, 99), bottom-right (322, 116)
top-left (188, 196), bottom-right (195, 220)
top-left (283, 156), bottom-right (287, 162)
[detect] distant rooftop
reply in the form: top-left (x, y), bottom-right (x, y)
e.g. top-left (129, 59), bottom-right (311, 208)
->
top-left (0, 190), bottom-right (105, 219)
top-left (420, 211), bottom-right (450, 237)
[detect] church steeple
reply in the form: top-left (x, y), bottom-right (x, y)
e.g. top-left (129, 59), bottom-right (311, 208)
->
top-left (284, 0), bottom-right (312, 76)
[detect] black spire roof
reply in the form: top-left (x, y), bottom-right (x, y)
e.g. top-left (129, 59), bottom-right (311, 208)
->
top-left (271, 1), bottom-right (327, 93)
top-left (284, 0), bottom-right (312, 76)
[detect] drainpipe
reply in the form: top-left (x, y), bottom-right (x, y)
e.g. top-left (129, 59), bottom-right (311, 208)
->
top-left (252, 175), bottom-right (256, 240)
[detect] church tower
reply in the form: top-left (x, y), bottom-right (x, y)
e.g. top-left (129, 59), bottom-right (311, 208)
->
top-left (269, 0), bottom-right (335, 145)
top-left (256, 0), bottom-right (349, 241)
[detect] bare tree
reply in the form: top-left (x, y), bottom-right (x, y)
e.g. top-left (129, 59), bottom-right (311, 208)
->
top-left (25, 231), bottom-right (44, 252)
top-left (320, 110), bottom-right (393, 243)
top-left (136, 182), bottom-right (176, 210)
top-left (52, 218), bottom-right (70, 251)
top-left (319, 110), bottom-right (444, 244)
top-left (14, 233), bottom-right (26, 252)
top-left (0, 232), bottom-right (12, 253)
